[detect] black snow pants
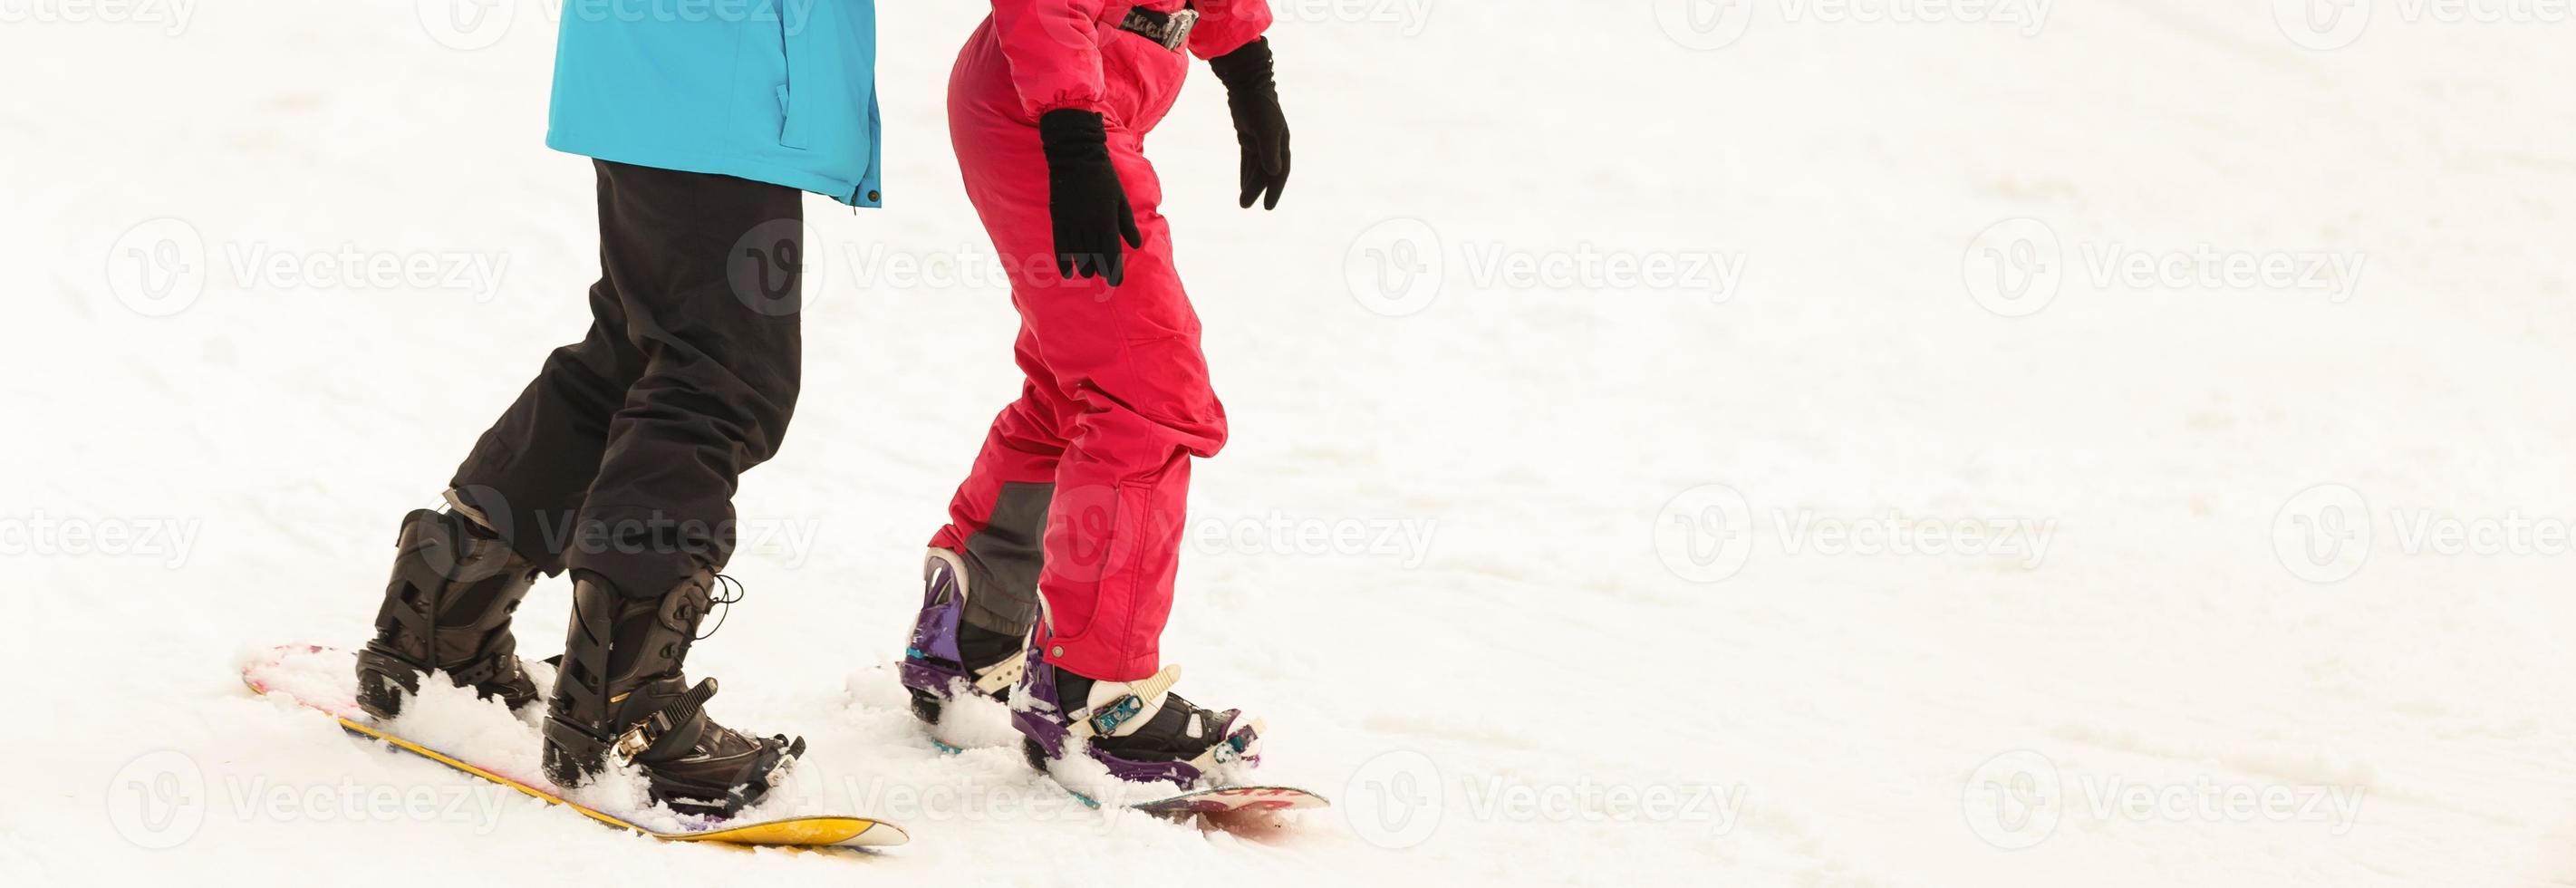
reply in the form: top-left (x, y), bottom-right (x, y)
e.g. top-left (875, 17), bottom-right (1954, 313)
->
top-left (446, 159), bottom-right (805, 599)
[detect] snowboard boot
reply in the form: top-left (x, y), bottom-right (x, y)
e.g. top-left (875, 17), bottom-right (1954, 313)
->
top-left (541, 570), bottom-right (804, 816)
top-left (900, 548), bottom-right (1030, 729)
top-left (1012, 656), bottom-right (1265, 789)
top-left (353, 508), bottom-right (542, 721)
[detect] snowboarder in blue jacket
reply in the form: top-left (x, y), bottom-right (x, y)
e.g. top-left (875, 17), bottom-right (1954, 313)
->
top-left (351, 0), bottom-right (882, 816)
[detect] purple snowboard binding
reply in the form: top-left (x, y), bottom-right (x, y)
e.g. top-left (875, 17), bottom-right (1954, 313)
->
top-left (1010, 655), bottom-right (1266, 791)
top-left (899, 548), bottom-right (1027, 740)
top-left (902, 547), bottom-right (1266, 794)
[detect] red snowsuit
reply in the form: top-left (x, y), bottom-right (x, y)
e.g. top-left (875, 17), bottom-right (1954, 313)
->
top-left (931, 1), bottom-right (1272, 682)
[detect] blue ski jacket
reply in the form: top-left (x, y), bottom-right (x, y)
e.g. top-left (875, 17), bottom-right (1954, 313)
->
top-left (545, 0), bottom-right (883, 207)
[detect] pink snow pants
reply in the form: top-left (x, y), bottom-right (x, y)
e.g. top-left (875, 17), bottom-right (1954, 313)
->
top-left (929, 12), bottom-right (1225, 682)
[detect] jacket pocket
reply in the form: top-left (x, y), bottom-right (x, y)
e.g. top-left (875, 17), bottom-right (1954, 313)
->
top-left (1098, 34), bottom-right (1187, 133)
top-left (777, 14), bottom-right (812, 149)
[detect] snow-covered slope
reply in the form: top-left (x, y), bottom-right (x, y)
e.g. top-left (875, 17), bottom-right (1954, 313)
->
top-left (7, 2), bottom-right (2576, 885)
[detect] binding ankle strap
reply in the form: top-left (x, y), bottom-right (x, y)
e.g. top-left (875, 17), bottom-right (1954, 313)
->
top-left (971, 651), bottom-right (1028, 697)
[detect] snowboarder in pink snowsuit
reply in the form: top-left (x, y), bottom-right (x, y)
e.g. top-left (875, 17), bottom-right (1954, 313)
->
top-left (900, 0), bottom-right (1293, 786)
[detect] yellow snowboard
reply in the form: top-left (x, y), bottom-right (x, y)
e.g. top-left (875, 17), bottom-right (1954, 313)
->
top-left (244, 644), bottom-right (907, 849)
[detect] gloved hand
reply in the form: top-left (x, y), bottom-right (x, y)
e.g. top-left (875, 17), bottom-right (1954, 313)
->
top-left (1208, 36), bottom-right (1289, 210)
top-left (1039, 108), bottom-right (1144, 285)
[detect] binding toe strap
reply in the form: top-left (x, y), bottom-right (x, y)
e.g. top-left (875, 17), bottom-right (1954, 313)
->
top-left (613, 679), bottom-right (716, 763)
top-left (1073, 665), bottom-right (1184, 739)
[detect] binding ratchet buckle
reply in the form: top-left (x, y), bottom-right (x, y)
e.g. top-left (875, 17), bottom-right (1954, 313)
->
top-left (611, 679), bottom-right (719, 762)
top-left (1119, 5), bottom-right (1201, 52)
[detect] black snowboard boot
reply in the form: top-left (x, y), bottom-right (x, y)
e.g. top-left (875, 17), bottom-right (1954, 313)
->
top-left (541, 570), bottom-right (803, 816)
top-left (1050, 667), bottom-right (1258, 765)
top-left (353, 508), bottom-right (542, 721)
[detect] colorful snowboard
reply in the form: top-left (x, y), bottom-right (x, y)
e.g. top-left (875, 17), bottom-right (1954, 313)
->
top-left (1124, 785), bottom-right (1329, 816)
top-left (244, 644), bottom-right (908, 849)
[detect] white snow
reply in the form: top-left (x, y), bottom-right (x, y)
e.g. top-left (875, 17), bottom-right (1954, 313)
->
top-left (8, 1), bottom-right (2576, 886)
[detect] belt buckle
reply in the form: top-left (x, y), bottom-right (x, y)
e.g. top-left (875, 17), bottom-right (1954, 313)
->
top-left (1161, 8), bottom-right (1201, 52)
top-left (1124, 6), bottom-right (1199, 53)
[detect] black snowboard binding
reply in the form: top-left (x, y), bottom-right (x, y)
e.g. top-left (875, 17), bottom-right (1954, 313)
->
top-left (541, 570), bottom-right (803, 816)
top-left (354, 508), bottom-right (542, 721)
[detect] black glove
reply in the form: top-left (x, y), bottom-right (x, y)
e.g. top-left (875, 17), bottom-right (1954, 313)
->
top-left (1208, 36), bottom-right (1289, 210)
top-left (1038, 109), bottom-right (1143, 285)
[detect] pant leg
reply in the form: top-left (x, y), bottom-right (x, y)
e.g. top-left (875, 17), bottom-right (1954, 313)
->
top-left (449, 162), bottom-right (651, 571)
top-left (566, 159), bottom-right (806, 598)
top-left (930, 324), bottom-right (1074, 638)
top-left (948, 22), bottom-right (1223, 681)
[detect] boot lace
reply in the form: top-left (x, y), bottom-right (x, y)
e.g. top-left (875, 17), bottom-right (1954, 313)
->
top-left (697, 574), bottom-right (748, 641)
